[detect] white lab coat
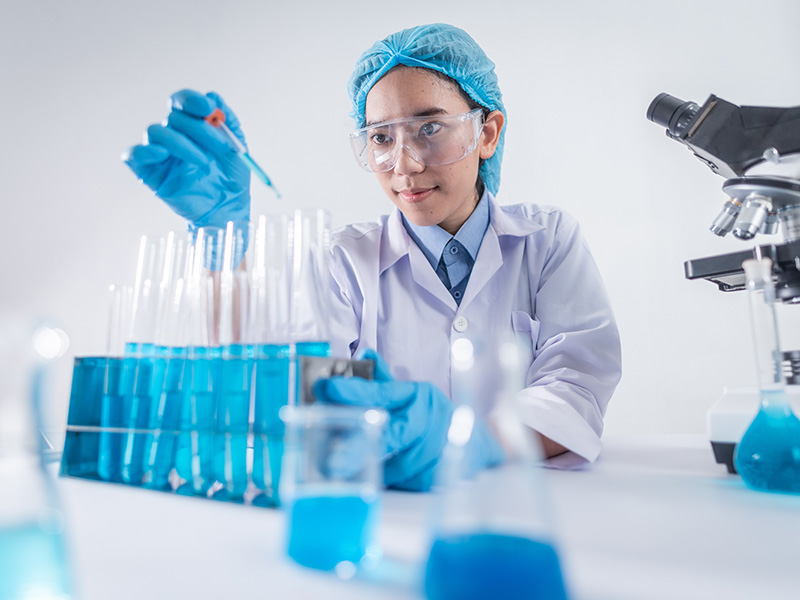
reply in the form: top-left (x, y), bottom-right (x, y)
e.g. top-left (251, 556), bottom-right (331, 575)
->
top-left (327, 194), bottom-right (622, 467)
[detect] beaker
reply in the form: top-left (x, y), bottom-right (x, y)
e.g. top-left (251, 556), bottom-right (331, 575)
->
top-left (280, 404), bottom-right (386, 575)
top-left (423, 338), bottom-right (569, 600)
top-left (0, 320), bottom-right (74, 599)
top-left (734, 257), bottom-right (800, 493)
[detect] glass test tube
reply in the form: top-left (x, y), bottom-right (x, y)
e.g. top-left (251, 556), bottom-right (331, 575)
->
top-left (146, 232), bottom-right (193, 489)
top-left (251, 214), bottom-right (293, 504)
top-left (215, 222), bottom-right (253, 500)
top-left (98, 285), bottom-right (131, 482)
top-left (120, 235), bottom-right (168, 485)
top-left (175, 227), bottom-right (225, 495)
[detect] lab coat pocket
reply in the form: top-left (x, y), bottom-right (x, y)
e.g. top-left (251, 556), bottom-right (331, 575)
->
top-left (510, 311), bottom-right (540, 372)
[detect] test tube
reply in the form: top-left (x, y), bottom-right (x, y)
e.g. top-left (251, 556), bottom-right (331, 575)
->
top-left (251, 214), bottom-right (293, 504)
top-left (145, 232), bottom-right (193, 489)
top-left (121, 235), bottom-right (172, 485)
top-left (289, 209), bottom-right (332, 355)
top-left (97, 285), bottom-right (131, 482)
top-left (214, 222), bottom-right (253, 500)
top-left (173, 228), bottom-right (221, 494)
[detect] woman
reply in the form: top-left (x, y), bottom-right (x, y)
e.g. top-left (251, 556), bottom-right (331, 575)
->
top-left (124, 23), bottom-right (622, 491)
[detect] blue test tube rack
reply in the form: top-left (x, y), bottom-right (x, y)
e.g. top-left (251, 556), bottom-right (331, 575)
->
top-left (60, 342), bottom-right (330, 507)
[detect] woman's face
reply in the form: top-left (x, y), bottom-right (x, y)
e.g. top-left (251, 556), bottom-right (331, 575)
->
top-left (364, 67), bottom-right (501, 236)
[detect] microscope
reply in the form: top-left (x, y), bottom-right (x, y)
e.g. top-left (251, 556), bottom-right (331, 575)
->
top-left (647, 93), bottom-right (800, 472)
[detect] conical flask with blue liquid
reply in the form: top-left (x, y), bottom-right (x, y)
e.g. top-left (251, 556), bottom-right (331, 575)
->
top-left (734, 257), bottom-right (800, 493)
top-left (423, 338), bottom-right (569, 600)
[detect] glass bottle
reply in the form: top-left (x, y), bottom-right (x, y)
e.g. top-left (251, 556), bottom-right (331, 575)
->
top-left (0, 321), bottom-right (74, 599)
top-left (734, 257), bottom-right (800, 493)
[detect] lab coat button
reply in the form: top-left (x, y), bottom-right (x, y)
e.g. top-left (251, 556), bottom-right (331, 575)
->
top-left (453, 316), bottom-right (468, 332)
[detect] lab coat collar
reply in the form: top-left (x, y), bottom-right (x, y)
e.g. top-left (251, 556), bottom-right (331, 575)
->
top-left (379, 192), bottom-right (544, 275)
top-left (486, 193), bottom-right (545, 238)
top-left (380, 209), bottom-right (412, 274)
top-left (380, 210), bottom-right (457, 308)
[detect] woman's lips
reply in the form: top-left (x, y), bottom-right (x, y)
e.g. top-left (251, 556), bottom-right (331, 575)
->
top-left (397, 187), bottom-right (436, 203)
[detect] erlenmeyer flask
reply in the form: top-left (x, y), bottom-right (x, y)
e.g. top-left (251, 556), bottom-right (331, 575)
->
top-left (423, 338), bottom-right (569, 600)
top-left (734, 257), bottom-right (800, 493)
top-left (0, 320), bottom-right (74, 599)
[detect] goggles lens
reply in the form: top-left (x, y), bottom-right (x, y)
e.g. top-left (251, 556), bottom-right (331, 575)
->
top-left (349, 109), bottom-right (485, 173)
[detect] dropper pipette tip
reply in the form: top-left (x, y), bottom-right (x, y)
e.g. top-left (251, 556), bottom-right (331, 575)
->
top-left (205, 108), bottom-right (281, 200)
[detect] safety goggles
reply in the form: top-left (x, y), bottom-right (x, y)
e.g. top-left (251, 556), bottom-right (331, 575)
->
top-left (349, 108), bottom-right (485, 173)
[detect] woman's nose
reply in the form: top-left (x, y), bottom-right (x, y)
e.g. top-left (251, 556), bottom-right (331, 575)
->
top-left (392, 145), bottom-right (425, 176)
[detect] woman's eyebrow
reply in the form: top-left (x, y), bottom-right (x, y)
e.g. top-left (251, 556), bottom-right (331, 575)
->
top-left (365, 107), bottom-right (449, 128)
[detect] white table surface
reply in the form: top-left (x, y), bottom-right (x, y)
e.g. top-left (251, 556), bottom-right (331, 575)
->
top-left (56, 435), bottom-right (800, 600)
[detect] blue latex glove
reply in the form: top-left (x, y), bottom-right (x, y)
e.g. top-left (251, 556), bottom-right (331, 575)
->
top-left (123, 89), bottom-right (251, 229)
top-left (313, 349), bottom-right (505, 491)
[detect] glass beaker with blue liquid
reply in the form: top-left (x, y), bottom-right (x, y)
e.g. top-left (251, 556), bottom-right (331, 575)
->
top-left (734, 257), bottom-right (800, 493)
top-left (280, 404), bottom-right (386, 575)
top-left (424, 339), bottom-right (569, 600)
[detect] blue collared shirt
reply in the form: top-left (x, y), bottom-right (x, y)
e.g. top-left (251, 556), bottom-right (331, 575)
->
top-left (402, 190), bottom-right (490, 305)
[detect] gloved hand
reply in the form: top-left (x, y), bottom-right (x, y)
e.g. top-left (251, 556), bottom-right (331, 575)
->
top-left (313, 349), bottom-right (505, 491)
top-left (122, 89), bottom-right (251, 230)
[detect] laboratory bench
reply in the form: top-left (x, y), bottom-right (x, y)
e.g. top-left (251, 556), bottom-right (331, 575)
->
top-left (56, 435), bottom-right (800, 600)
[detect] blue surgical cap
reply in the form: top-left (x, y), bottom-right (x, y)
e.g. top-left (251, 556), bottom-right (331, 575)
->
top-left (348, 23), bottom-right (506, 196)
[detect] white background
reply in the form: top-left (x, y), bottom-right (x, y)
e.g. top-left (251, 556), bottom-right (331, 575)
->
top-left (2, 0), bottom-right (799, 435)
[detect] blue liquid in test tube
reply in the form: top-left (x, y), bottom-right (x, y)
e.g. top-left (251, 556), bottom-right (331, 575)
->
top-left (213, 343), bottom-right (253, 500)
top-left (146, 346), bottom-right (188, 489)
top-left (252, 341), bottom-right (330, 506)
top-left (295, 341), bottom-right (331, 358)
top-left (61, 357), bottom-right (106, 478)
top-left (175, 346), bottom-right (220, 495)
top-left (424, 532), bottom-right (568, 600)
top-left (120, 342), bottom-right (156, 485)
top-left (139, 345), bottom-right (170, 485)
top-left (252, 344), bottom-right (290, 505)
top-left (98, 357), bottom-right (126, 482)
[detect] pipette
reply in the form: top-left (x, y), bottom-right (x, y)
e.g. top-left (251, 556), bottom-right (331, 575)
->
top-left (205, 108), bottom-right (282, 199)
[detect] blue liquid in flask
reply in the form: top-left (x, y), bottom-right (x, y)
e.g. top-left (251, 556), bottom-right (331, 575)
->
top-left (287, 493), bottom-right (378, 570)
top-left (0, 523), bottom-right (72, 599)
top-left (424, 532), bottom-right (568, 600)
top-left (734, 389), bottom-right (800, 494)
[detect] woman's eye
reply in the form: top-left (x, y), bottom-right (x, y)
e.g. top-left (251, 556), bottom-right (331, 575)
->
top-left (419, 122), bottom-right (443, 136)
top-left (370, 132), bottom-right (390, 145)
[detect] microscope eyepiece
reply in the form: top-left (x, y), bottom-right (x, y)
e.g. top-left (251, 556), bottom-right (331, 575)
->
top-left (647, 93), bottom-right (700, 138)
